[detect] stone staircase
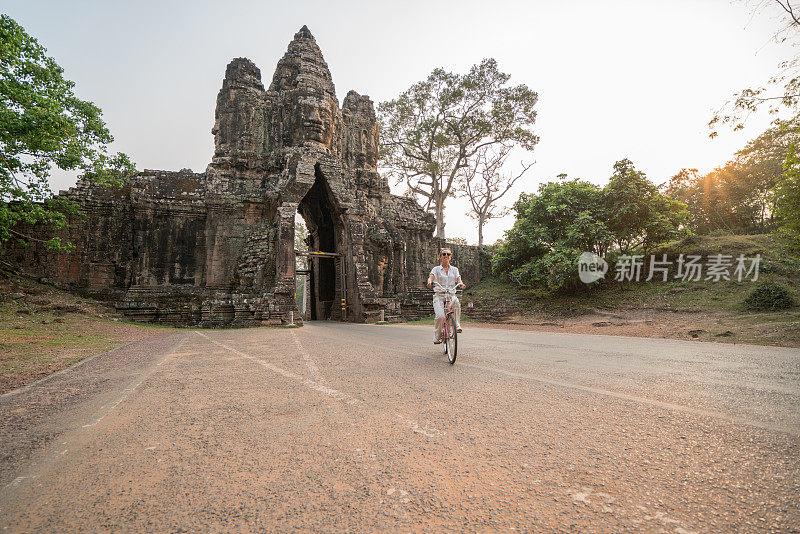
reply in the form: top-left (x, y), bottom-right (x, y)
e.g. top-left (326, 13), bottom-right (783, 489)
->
top-left (400, 287), bottom-right (435, 320)
top-left (399, 288), bottom-right (523, 323)
top-left (463, 295), bottom-right (523, 323)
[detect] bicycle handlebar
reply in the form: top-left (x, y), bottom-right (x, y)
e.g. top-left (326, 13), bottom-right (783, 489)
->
top-left (432, 282), bottom-right (464, 294)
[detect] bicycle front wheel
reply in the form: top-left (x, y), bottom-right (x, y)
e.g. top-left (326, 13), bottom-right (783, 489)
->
top-left (446, 314), bottom-right (457, 364)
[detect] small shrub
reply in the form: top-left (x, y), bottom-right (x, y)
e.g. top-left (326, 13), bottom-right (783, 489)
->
top-left (743, 282), bottom-right (797, 311)
top-left (759, 260), bottom-right (778, 274)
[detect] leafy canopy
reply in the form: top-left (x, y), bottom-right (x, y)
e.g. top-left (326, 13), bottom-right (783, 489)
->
top-left (667, 118), bottom-right (799, 234)
top-left (0, 14), bottom-right (134, 248)
top-left (605, 159), bottom-right (689, 255)
top-left (775, 143), bottom-right (800, 251)
top-left (491, 177), bottom-right (611, 291)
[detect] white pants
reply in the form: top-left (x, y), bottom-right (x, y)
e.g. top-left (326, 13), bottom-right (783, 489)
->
top-left (433, 294), bottom-right (461, 341)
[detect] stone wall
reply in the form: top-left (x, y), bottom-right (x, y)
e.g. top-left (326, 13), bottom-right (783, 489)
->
top-left (395, 241), bottom-right (490, 321)
top-left (443, 242), bottom-right (490, 286)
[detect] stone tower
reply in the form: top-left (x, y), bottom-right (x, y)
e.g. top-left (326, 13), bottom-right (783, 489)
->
top-left (5, 27), bottom-right (476, 326)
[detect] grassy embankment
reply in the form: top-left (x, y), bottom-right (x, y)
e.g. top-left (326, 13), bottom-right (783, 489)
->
top-left (413, 234), bottom-right (800, 347)
top-left (0, 275), bottom-right (165, 393)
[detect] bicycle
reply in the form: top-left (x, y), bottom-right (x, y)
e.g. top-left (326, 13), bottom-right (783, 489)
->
top-left (433, 282), bottom-right (462, 364)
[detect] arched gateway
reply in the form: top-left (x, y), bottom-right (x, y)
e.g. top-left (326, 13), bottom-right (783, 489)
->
top-left (5, 26), bottom-right (473, 326)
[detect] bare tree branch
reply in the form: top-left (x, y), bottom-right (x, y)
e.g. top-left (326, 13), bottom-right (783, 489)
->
top-left (710, 1), bottom-right (800, 135)
top-left (776, 0), bottom-right (800, 26)
top-left (459, 144), bottom-right (534, 245)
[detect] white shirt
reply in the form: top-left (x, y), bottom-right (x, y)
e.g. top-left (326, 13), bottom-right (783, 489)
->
top-left (430, 265), bottom-right (461, 291)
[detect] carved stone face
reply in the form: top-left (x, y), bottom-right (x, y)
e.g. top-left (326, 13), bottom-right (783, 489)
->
top-left (288, 89), bottom-right (338, 150)
top-left (301, 95), bottom-right (330, 143)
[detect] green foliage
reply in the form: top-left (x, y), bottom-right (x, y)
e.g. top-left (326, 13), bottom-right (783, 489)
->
top-left (668, 118), bottom-right (798, 234)
top-left (0, 15), bottom-right (135, 249)
top-left (491, 178), bottom-right (608, 290)
top-left (775, 144), bottom-right (800, 251)
top-left (492, 160), bottom-right (687, 292)
top-left (378, 58), bottom-right (538, 238)
top-left (605, 159), bottom-right (690, 254)
top-left (743, 281), bottom-right (797, 311)
top-left (294, 219), bottom-right (308, 268)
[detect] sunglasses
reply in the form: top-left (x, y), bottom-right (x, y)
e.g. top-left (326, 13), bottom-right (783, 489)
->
top-left (441, 252), bottom-right (451, 256)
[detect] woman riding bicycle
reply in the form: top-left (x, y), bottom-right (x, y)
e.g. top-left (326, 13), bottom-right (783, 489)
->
top-left (427, 248), bottom-right (465, 344)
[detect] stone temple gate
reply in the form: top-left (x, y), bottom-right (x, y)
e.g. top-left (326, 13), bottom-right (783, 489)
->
top-left (7, 27), bottom-right (486, 326)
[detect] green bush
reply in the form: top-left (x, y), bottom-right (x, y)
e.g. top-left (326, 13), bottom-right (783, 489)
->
top-left (492, 160), bottom-right (687, 292)
top-left (743, 282), bottom-right (797, 310)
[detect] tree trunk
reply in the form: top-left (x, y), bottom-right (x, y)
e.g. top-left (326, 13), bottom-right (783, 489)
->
top-left (477, 214), bottom-right (485, 247)
top-left (434, 195), bottom-right (445, 238)
top-left (435, 214), bottom-right (445, 239)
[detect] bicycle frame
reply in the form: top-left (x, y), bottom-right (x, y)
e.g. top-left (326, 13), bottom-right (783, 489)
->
top-left (433, 282), bottom-right (461, 364)
top-left (432, 283), bottom-right (460, 341)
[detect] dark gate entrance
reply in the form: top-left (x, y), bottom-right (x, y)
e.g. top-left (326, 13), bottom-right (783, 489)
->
top-left (295, 251), bottom-right (346, 320)
top-left (296, 164), bottom-right (347, 321)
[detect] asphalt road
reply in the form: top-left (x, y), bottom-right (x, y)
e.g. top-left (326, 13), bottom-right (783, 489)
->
top-left (1, 323), bottom-right (799, 532)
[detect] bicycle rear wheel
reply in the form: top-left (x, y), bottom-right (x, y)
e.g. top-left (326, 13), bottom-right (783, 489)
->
top-left (445, 314), bottom-right (457, 364)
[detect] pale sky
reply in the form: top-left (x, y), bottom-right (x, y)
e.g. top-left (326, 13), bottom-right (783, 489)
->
top-left (4, 0), bottom-right (793, 244)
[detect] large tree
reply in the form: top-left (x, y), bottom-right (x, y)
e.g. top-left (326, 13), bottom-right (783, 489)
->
top-left (378, 59), bottom-right (538, 238)
top-left (604, 159), bottom-right (689, 255)
top-left (491, 177), bottom-right (612, 291)
top-left (0, 14), bottom-right (134, 250)
top-left (460, 144), bottom-right (533, 246)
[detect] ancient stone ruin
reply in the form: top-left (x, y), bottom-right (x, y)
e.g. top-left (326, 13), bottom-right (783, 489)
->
top-left (6, 26), bottom-right (486, 326)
